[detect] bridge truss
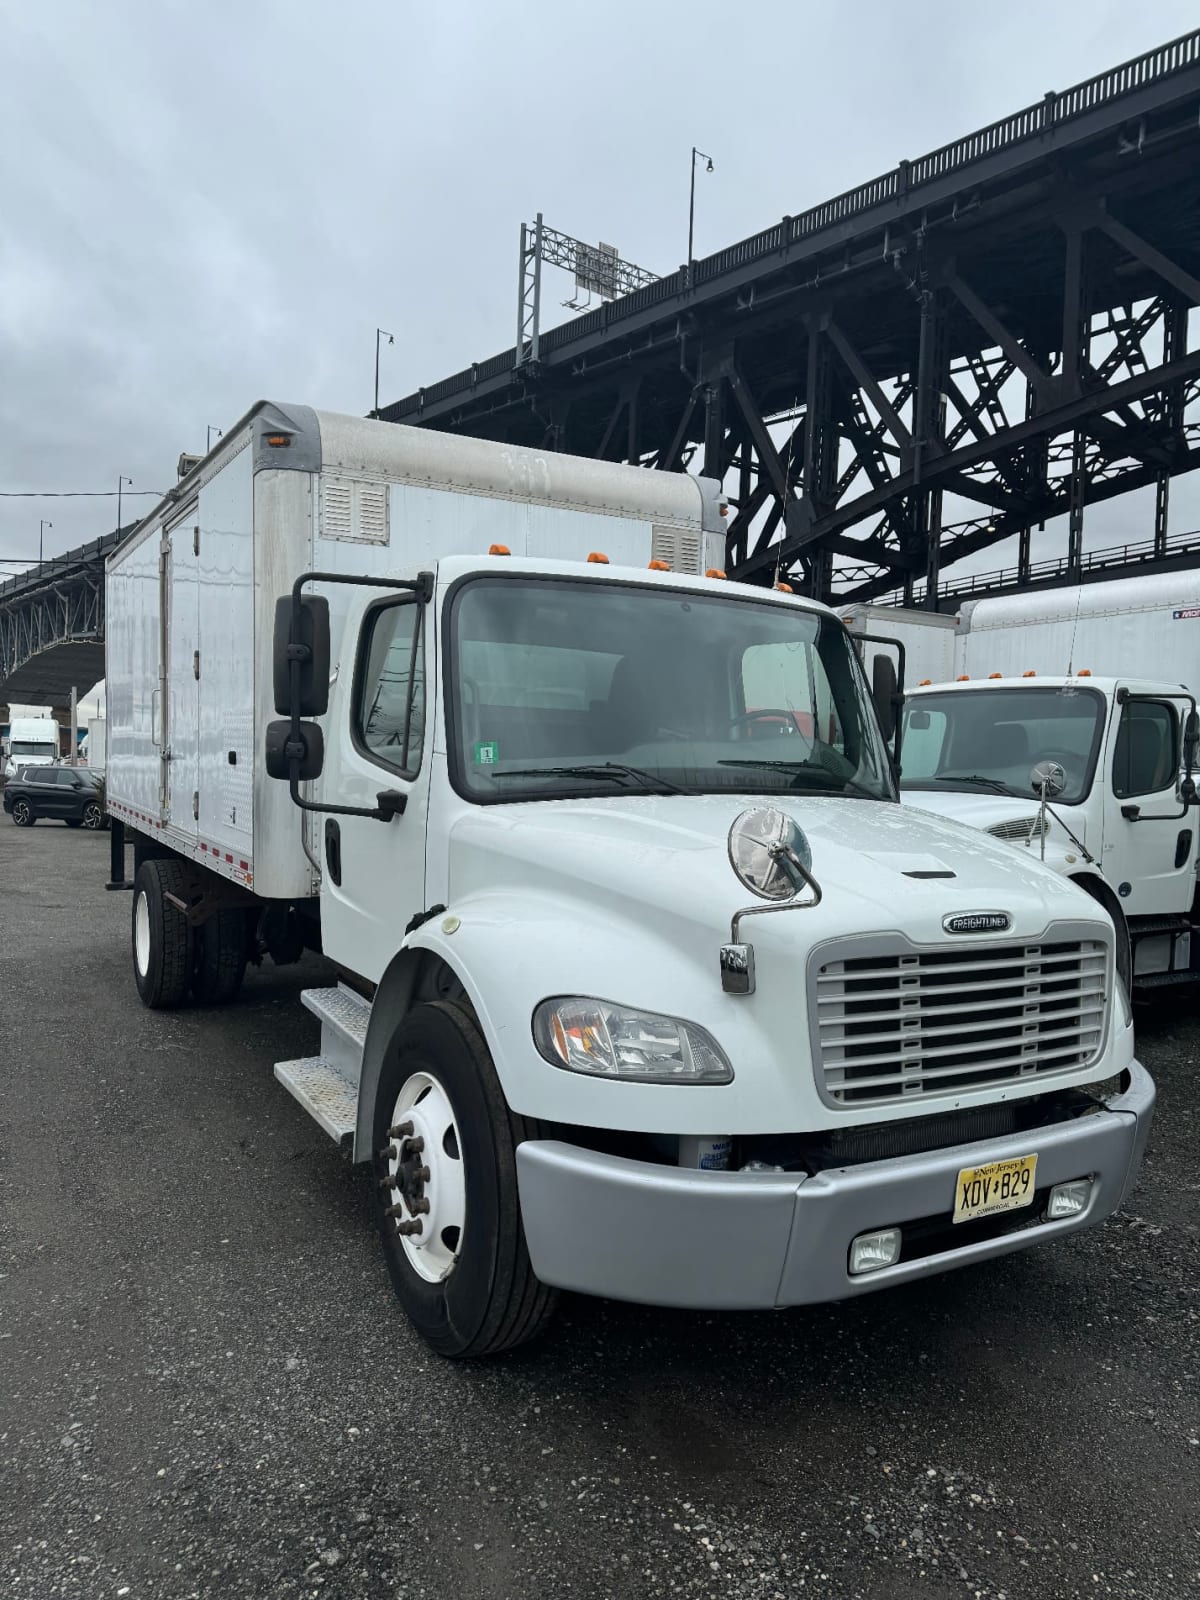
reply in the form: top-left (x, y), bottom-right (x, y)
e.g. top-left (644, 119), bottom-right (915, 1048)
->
top-left (0, 532), bottom-right (122, 701)
top-left (379, 31), bottom-right (1200, 606)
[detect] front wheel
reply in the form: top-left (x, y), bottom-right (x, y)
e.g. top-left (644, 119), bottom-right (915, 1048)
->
top-left (11, 799), bottom-right (34, 826)
top-left (373, 1001), bottom-right (558, 1358)
top-left (81, 801), bottom-right (104, 830)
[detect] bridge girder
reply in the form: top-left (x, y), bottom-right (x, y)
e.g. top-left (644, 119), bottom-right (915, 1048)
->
top-left (379, 31), bottom-right (1200, 607)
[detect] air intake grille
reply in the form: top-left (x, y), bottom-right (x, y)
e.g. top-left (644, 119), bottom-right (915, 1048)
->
top-left (814, 938), bottom-right (1108, 1105)
top-left (987, 814), bottom-right (1048, 842)
top-left (650, 525), bottom-right (703, 575)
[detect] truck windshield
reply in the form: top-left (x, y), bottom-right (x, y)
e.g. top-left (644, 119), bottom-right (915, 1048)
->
top-left (11, 741), bottom-right (54, 756)
top-left (900, 686), bottom-right (1105, 804)
top-left (448, 576), bottom-right (895, 803)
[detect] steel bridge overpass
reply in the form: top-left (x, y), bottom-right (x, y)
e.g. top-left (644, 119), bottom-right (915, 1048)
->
top-left (0, 531), bottom-right (123, 703)
top-left (379, 30), bottom-right (1200, 606)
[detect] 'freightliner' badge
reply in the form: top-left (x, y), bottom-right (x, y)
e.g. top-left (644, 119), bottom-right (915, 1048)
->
top-left (943, 912), bottom-right (1012, 935)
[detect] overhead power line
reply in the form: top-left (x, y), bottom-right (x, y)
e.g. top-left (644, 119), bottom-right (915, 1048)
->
top-left (0, 489), bottom-right (164, 498)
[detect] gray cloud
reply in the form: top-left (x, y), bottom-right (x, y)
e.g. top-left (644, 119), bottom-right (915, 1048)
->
top-left (2, 0), bottom-right (1196, 586)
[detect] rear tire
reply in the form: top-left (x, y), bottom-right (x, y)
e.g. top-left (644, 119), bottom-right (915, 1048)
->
top-left (132, 858), bottom-right (194, 1009)
top-left (191, 909), bottom-right (248, 1005)
top-left (373, 1001), bottom-right (558, 1358)
top-left (81, 801), bottom-right (104, 830)
top-left (11, 799), bottom-right (34, 826)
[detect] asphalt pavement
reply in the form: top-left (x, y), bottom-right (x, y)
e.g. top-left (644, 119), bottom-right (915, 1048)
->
top-left (1, 819), bottom-right (1197, 1600)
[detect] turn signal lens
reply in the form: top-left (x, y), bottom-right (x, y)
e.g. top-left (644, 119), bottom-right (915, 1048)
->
top-left (488, 543), bottom-right (511, 556)
top-left (533, 998), bottom-right (733, 1084)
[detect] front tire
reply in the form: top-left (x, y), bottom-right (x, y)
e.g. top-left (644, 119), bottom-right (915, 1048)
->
top-left (132, 858), bottom-right (194, 1009)
top-left (11, 799), bottom-right (34, 826)
top-left (373, 1001), bottom-right (558, 1358)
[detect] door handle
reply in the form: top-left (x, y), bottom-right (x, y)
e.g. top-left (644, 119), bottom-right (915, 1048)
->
top-left (325, 819), bottom-right (342, 886)
top-left (150, 686), bottom-right (161, 748)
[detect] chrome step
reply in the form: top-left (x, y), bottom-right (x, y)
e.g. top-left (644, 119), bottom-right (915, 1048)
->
top-left (273, 985), bottom-right (371, 1144)
top-left (274, 1055), bottom-right (358, 1143)
top-left (300, 984), bottom-right (371, 1082)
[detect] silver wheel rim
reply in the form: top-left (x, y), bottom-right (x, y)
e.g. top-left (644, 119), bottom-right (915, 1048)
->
top-left (13, 800), bottom-right (29, 824)
top-left (134, 891), bottom-right (151, 977)
top-left (83, 803), bottom-right (102, 829)
top-left (384, 1071), bottom-right (466, 1284)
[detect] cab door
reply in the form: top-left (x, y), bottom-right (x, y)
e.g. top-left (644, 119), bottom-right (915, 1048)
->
top-left (1100, 691), bottom-right (1194, 917)
top-left (316, 587), bottom-right (432, 984)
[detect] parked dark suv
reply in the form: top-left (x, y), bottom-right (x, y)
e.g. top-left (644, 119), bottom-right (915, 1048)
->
top-left (3, 766), bottom-right (106, 829)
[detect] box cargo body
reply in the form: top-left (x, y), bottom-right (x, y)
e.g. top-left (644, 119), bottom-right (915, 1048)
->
top-left (105, 402), bottom-right (726, 897)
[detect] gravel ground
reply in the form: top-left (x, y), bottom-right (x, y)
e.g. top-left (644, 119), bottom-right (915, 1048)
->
top-left (1, 821), bottom-right (1197, 1600)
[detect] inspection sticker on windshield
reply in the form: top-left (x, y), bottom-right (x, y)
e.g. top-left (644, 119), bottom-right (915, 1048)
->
top-left (953, 1153), bottom-right (1037, 1224)
top-left (473, 741), bottom-right (499, 767)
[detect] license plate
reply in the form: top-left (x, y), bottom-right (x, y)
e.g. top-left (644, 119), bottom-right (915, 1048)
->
top-left (953, 1153), bottom-right (1038, 1224)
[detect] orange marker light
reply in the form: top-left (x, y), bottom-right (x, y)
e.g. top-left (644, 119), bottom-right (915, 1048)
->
top-left (488, 543), bottom-right (511, 556)
top-left (989, 672), bottom-right (1003, 679)
top-left (705, 568), bottom-right (727, 580)
top-left (956, 675), bottom-right (970, 682)
top-left (587, 551), bottom-right (610, 564)
top-left (1078, 668), bottom-right (1092, 676)
top-left (719, 502), bottom-right (729, 517)
top-left (919, 679), bottom-right (932, 686)
top-left (1022, 669), bottom-right (1036, 678)
top-left (265, 434), bottom-right (290, 447)
top-left (647, 558), bottom-right (671, 571)
top-left (775, 582), bottom-right (794, 594)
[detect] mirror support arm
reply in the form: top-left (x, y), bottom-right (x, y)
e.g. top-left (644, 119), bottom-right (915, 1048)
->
top-left (284, 569), bottom-right (432, 824)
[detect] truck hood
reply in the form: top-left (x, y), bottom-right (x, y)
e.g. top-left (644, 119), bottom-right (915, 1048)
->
top-left (900, 788), bottom-right (1089, 849)
top-left (448, 791), bottom-right (1091, 948)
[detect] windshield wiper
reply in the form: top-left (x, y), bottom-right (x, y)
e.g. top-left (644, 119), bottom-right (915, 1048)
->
top-left (487, 762), bottom-right (689, 795)
top-left (717, 759), bottom-right (880, 798)
top-left (931, 773), bottom-right (1018, 796)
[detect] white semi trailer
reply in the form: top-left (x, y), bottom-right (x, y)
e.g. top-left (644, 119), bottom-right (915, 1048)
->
top-left (104, 402), bottom-right (1153, 1356)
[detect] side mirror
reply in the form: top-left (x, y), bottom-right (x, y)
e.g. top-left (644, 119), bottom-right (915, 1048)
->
top-left (265, 718), bottom-right (325, 781)
top-left (273, 595), bottom-right (330, 717)
top-left (1184, 710), bottom-right (1199, 775)
top-left (1031, 759), bottom-right (1066, 798)
top-left (871, 655), bottom-right (898, 743)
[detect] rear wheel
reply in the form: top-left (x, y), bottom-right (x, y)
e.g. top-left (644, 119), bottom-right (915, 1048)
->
top-left (81, 801), bottom-right (104, 830)
top-left (11, 799), bottom-right (34, 827)
top-left (373, 1001), bottom-right (558, 1358)
top-left (191, 909), bottom-right (248, 1005)
top-left (132, 858), bottom-right (194, 1009)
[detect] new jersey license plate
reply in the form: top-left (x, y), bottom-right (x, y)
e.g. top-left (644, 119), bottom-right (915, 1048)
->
top-left (953, 1153), bottom-right (1038, 1224)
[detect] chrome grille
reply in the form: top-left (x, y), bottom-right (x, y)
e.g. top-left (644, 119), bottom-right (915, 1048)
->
top-left (814, 938), bottom-right (1108, 1105)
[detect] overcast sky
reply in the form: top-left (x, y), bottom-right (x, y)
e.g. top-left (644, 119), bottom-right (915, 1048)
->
top-left (2, 0), bottom-right (1198, 640)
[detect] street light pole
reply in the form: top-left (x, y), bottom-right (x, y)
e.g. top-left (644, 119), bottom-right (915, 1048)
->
top-left (374, 328), bottom-right (395, 416)
top-left (688, 147), bottom-right (714, 285)
top-left (207, 426), bottom-right (223, 452)
top-left (117, 475), bottom-right (132, 531)
top-left (39, 519), bottom-right (52, 571)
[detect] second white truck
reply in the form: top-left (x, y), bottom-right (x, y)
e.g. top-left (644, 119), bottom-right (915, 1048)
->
top-left (103, 402), bottom-right (1154, 1355)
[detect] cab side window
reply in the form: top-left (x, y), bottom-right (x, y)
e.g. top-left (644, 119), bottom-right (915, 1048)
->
top-left (356, 601), bottom-right (425, 776)
top-left (1112, 701), bottom-right (1178, 798)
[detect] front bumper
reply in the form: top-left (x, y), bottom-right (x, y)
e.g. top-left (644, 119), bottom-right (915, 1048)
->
top-left (515, 1061), bottom-right (1155, 1309)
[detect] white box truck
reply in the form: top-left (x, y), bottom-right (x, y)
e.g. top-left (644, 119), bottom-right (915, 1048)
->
top-left (104, 402), bottom-right (1153, 1356)
top-left (843, 594), bottom-right (1200, 990)
top-left (84, 714), bottom-right (107, 773)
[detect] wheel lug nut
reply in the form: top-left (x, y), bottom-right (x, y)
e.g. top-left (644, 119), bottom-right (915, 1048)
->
top-left (415, 1166), bottom-right (431, 1185)
top-left (395, 1219), bottom-right (423, 1237)
top-left (377, 1174), bottom-right (400, 1191)
top-left (388, 1121), bottom-right (414, 1139)
top-left (411, 1197), bottom-right (431, 1215)
top-left (377, 1143), bottom-right (398, 1162)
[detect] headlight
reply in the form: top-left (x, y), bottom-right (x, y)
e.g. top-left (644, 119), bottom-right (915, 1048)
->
top-left (532, 998), bottom-right (733, 1084)
top-left (728, 806), bottom-right (812, 900)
